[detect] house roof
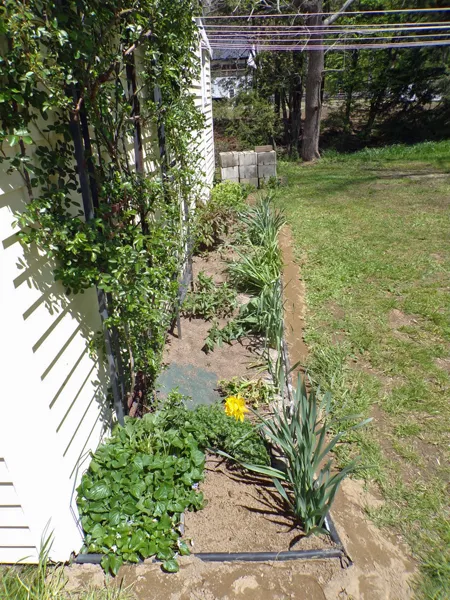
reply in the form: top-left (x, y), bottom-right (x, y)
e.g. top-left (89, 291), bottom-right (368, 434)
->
top-left (212, 47), bottom-right (251, 61)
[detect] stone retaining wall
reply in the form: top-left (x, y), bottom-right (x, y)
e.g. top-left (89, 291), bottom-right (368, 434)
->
top-left (219, 145), bottom-right (276, 188)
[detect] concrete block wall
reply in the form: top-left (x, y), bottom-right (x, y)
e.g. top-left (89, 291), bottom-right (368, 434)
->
top-left (220, 147), bottom-right (276, 188)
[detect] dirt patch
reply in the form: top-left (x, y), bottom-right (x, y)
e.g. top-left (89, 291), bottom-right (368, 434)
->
top-left (123, 558), bottom-right (335, 600)
top-left (279, 226), bottom-right (308, 379)
top-left (163, 317), bottom-right (259, 382)
top-left (388, 309), bottom-right (419, 330)
top-left (185, 456), bottom-right (334, 553)
top-left (436, 357), bottom-right (450, 374)
top-left (193, 251), bottom-right (229, 285)
top-left (326, 478), bottom-right (416, 600)
top-left (162, 243), bottom-right (261, 386)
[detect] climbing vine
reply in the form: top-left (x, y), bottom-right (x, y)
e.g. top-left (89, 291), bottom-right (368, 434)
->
top-left (0, 0), bottom-right (204, 403)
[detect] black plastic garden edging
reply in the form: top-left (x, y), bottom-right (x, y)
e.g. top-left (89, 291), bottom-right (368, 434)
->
top-left (73, 511), bottom-right (352, 568)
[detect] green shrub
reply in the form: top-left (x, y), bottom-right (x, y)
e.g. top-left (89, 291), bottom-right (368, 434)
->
top-left (241, 191), bottom-right (285, 248)
top-left (214, 91), bottom-right (282, 149)
top-left (182, 271), bottom-right (237, 320)
top-left (228, 245), bottom-right (281, 294)
top-left (206, 192), bottom-right (285, 374)
top-left (164, 404), bottom-right (270, 467)
top-left (77, 414), bottom-right (205, 575)
top-left (194, 181), bottom-right (247, 251)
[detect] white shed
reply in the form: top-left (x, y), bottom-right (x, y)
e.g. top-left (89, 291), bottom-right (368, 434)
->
top-left (0, 38), bottom-right (214, 564)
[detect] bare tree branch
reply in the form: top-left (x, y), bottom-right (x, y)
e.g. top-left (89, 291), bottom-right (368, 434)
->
top-left (324, 0), bottom-right (357, 26)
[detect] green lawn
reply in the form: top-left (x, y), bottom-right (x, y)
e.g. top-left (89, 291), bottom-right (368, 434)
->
top-left (277, 141), bottom-right (450, 600)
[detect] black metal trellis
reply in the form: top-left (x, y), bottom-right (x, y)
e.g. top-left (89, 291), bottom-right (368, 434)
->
top-left (68, 86), bottom-right (126, 426)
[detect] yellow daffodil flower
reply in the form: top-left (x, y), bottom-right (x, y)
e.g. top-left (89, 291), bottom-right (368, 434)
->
top-left (224, 395), bottom-right (248, 422)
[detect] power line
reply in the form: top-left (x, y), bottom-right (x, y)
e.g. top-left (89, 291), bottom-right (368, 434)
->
top-left (206, 27), bottom-right (450, 36)
top-left (209, 40), bottom-right (450, 50)
top-left (198, 8), bottom-right (450, 19)
top-left (204, 22), bottom-right (450, 30)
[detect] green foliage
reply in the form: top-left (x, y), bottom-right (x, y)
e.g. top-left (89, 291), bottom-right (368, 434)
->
top-left (218, 377), bottom-right (275, 408)
top-left (164, 404), bottom-right (270, 467)
top-left (0, 0), bottom-right (204, 391)
top-left (224, 375), bottom-right (370, 535)
top-left (228, 246), bottom-right (281, 294)
top-left (0, 535), bottom-right (134, 599)
top-left (77, 398), bottom-right (269, 574)
top-left (213, 91), bottom-right (282, 149)
top-left (194, 181), bottom-right (247, 251)
top-left (77, 414), bottom-right (205, 575)
top-left (322, 4), bottom-right (450, 145)
top-left (206, 192), bottom-right (286, 383)
top-left (182, 271), bottom-right (237, 320)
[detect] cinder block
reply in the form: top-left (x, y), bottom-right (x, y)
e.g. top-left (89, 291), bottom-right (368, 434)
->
top-left (255, 145), bottom-right (273, 153)
top-left (258, 164), bottom-right (277, 180)
top-left (240, 164), bottom-right (257, 179)
top-left (239, 151), bottom-right (256, 166)
top-left (219, 152), bottom-right (239, 168)
top-left (240, 178), bottom-right (259, 188)
top-left (221, 166), bottom-right (239, 180)
top-left (257, 151), bottom-right (276, 166)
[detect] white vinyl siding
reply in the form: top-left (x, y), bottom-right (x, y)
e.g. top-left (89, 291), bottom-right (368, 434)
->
top-left (0, 458), bottom-right (37, 563)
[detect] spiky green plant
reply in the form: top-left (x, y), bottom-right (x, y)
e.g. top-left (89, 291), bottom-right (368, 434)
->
top-left (241, 190), bottom-right (286, 248)
top-left (219, 375), bottom-right (371, 535)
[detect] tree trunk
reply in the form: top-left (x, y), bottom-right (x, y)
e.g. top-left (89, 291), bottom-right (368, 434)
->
top-left (301, 2), bottom-right (324, 162)
top-left (281, 90), bottom-right (290, 145)
top-left (290, 53), bottom-right (303, 157)
top-left (344, 50), bottom-right (359, 130)
top-left (275, 89), bottom-right (281, 119)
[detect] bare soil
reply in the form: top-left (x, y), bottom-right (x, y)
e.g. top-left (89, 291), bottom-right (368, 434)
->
top-left (185, 456), bottom-right (335, 553)
top-left (279, 226), bottom-right (309, 379)
top-left (162, 245), bottom-right (261, 383)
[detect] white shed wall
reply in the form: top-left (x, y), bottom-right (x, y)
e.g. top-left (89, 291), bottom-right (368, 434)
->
top-left (0, 126), bottom-right (111, 563)
top-left (191, 43), bottom-right (215, 200)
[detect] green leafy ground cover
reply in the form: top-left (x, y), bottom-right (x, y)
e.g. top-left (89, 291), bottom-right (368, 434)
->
top-left (277, 141), bottom-right (450, 599)
top-left (77, 402), bottom-right (269, 574)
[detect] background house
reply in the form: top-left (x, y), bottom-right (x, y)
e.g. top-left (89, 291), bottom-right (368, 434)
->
top-left (211, 47), bottom-right (255, 100)
top-left (0, 36), bottom-right (214, 564)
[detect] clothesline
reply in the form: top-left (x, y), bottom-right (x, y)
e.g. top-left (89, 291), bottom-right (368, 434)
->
top-left (208, 40), bottom-right (450, 51)
top-left (198, 8), bottom-right (450, 19)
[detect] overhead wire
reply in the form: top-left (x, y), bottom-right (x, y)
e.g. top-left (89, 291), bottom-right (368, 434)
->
top-left (200, 9), bottom-right (450, 52)
top-left (198, 8), bottom-right (450, 19)
top-left (208, 41), bottom-right (450, 51)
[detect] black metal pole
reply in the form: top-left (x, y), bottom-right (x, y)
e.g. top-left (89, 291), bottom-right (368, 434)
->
top-left (68, 89), bottom-right (125, 426)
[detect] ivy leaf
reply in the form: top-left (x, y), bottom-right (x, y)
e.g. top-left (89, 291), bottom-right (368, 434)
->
top-left (109, 510), bottom-right (122, 526)
top-left (162, 559), bottom-right (179, 573)
top-left (7, 135), bottom-right (19, 147)
top-left (178, 540), bottom-right (190, 556)
top-left (86, 482), bottom-right (110, 500)
top-left (109, 554), bottom-right (123, 576)
top-left (191, 449), bottom-right (205, 467)
top-left (100, 554), bottom-right (110, 574)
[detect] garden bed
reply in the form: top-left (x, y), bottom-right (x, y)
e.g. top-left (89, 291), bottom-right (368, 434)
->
top-left (159, 239), bottom-right (264, 405)
top-left (184, 456), bottom-right (337, 554)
